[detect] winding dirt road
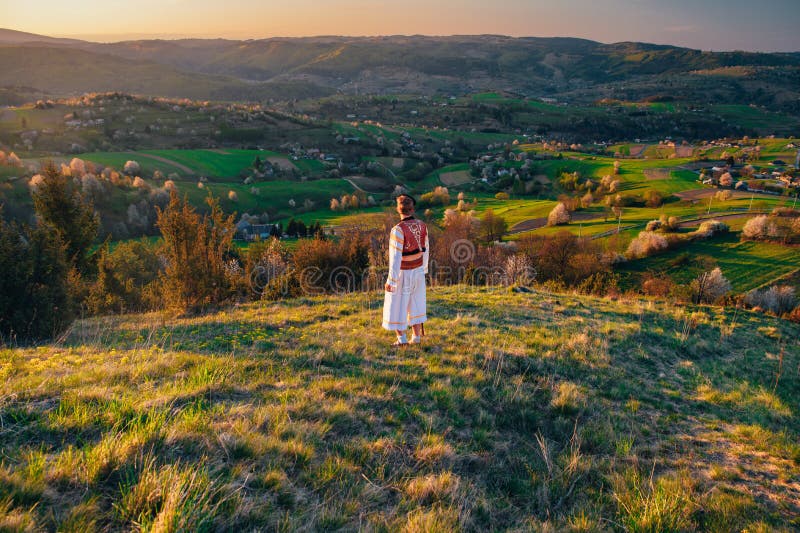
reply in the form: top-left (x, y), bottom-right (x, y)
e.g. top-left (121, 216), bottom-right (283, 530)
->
top-left (509, 211), bottom-right (600, 234)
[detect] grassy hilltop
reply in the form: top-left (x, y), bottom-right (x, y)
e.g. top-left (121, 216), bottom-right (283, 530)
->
top-left (1, 287), bottom-right (798, 531)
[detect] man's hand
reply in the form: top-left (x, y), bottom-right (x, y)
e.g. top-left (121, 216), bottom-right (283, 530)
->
top-left (385, 283), bottom-right (395, 292)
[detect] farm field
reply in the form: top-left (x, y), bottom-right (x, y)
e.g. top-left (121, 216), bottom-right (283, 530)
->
top-left (70, 149), bottom-right (326, 180)
top-left (178, 178), bottom-right (356, 218)
top-left (292, 206), bottom-right (387, 227)
top-left (618, 231), bottom-right (800, 293)
top-left (1, 287), bottom-right (797, 531)
top-left (710, 105), bottom-right (800, 132)
top-left (468, 196), bottom-right (557, 228)
top-left (429, 163), bottom-right (471, 187)
top-left (503, 194), bottom-right (792, 241)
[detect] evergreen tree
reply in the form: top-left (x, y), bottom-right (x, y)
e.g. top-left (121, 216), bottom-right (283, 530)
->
top-left (512, 177), bottom-right (526, 196)
top-left (286, 219), bottom-right (297, 237)
top-left (86, 240), bottom-right (162, 314)
top-left (0, 216), bottom-right (72, 341)
top-left (31, 162), bottom-right (99, 274)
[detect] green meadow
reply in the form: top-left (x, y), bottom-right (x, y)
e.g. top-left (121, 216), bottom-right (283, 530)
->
top-left (618, 231), bottom-right (800, 293)
top-left (76, 149), bottom-right (326, 180)
top-left (1, 287), bottom-right (797, 530)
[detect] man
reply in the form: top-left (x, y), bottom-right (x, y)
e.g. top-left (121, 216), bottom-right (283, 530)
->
top-left (383, 194), bottom-right (429, 346)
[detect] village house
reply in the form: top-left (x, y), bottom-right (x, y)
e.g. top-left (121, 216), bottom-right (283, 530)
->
top-left (235, 221), bottom-right (277, 242)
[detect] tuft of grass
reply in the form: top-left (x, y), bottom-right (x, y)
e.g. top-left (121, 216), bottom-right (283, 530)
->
top-left (401, 505), bottom-right (462, 533)
top-left (414, 434), bottom-right (455, 464)
top-left (57, 496), bottom-right (101, 532)
top-left (612, 468), bottom-right (698, 532)
top-left (550, 381), bottom-right (587, 414)
top-left (114, 457), bottom-right (225, 532)
top-left (404, 472), bottom-right (461, 504)
top-left (0, 497), bottom-right (39, 532)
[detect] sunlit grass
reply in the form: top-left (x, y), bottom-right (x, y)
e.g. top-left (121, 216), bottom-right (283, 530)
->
top-left (0, 286), bottom-right (797, 529)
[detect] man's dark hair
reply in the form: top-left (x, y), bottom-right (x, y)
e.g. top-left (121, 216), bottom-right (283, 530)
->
top-left (396, 193), bottom-right (416, 205)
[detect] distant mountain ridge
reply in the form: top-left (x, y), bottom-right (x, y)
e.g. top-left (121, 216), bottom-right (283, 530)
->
top-left (0, 28), bottom-right (86, 45)
top-left (1, 29), bottom-right (799, 108)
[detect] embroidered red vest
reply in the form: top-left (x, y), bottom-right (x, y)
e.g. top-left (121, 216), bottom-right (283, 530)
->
top-left (398, 217), bottom-right (427, 270)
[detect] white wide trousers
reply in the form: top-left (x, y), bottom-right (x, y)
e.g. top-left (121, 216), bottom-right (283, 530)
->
top-left (382, 266), bottom-right (426, 331)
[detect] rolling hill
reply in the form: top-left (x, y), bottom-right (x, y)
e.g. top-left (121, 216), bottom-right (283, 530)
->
top-left (0, 28), bottom-right (85, 45)
top-left (0, 44), bottom-right (335, 102)
top-left (1, 29), bottom-right (799, 109)
top-left (1, 286), bottom-right (798, 530)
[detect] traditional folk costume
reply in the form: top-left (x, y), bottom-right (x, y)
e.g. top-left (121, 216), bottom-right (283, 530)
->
top-left (382, 216), bottom-right (429, 339)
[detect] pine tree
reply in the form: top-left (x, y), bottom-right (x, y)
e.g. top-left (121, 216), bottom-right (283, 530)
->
top-left (512, 177), bottom-right (525, 196)
top-left (286, 219), bottom-right (297, 237)
top-left (31, 162), bottom-right (99, 274)
top-left (0, 215), bottom-right (72, 341)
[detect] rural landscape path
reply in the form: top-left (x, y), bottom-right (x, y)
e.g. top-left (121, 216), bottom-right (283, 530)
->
top-left (677, 211), bottom-right (767, 228)
top-left (509, 211), bottom-right (598, 234)
top-left (344, 177), bottom-right (367, 192)
top-left (674, 189), bottom-right (779, 201)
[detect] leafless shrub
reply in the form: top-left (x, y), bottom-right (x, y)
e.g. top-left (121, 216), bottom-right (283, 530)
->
top-left (691, 267), bottom-right (731, 304)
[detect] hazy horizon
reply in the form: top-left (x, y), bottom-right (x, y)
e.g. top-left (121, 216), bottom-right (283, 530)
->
top-left (30, 31), bottom-right (800, 54)
top-left (4, 0), bottom-right (800, 52)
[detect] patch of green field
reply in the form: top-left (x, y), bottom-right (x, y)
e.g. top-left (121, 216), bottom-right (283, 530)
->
top-left (172, 178), bottom-right (355, 219)
top-left (528, 217), bottom-right (630, 239)
top-left (509, 154), bottom-right (702, 197)
top-left (471, 92), bottom-right (507, 102)
top-left (647, 102), bottom-right (676, 112)
top-left (402, 125), bottom-right (521, 146)
top-left (608, 143), bottom-right (634, 156)
top-left (79, 150), bottom-right (325, 180)
top-left (292, 157), bottom-right (326, 175)
top-left (142, 149), bottom-right (261, 178)
top-left (1, 286), bottom-right (797, 530)
top-left (621, 169), bottom-right (701, 195)
top-left (79, 152), bottom-right (188, 178)
top-left (619, 231), bottom-right (800, 293)
top-left (0, 165), bottom-right (24, 180)
top-left (3, 106), bottom-right (65, 130)
top-left (417, 163), bottom-right (473, 190)
top-left (754, 138), bottom-right (796, 155)
top-left (508, 195), bottom-right (793, 241)
top-left (642, 144), bottom-right (675, 158)
top-left (291, 206), bottom-right (387, 227)
top-left (333, 122), bottom-right (403, 144)
top-left (469, 197), bottom-right (557, 227)
top-left (711, 105), bottom-right (800, 133)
